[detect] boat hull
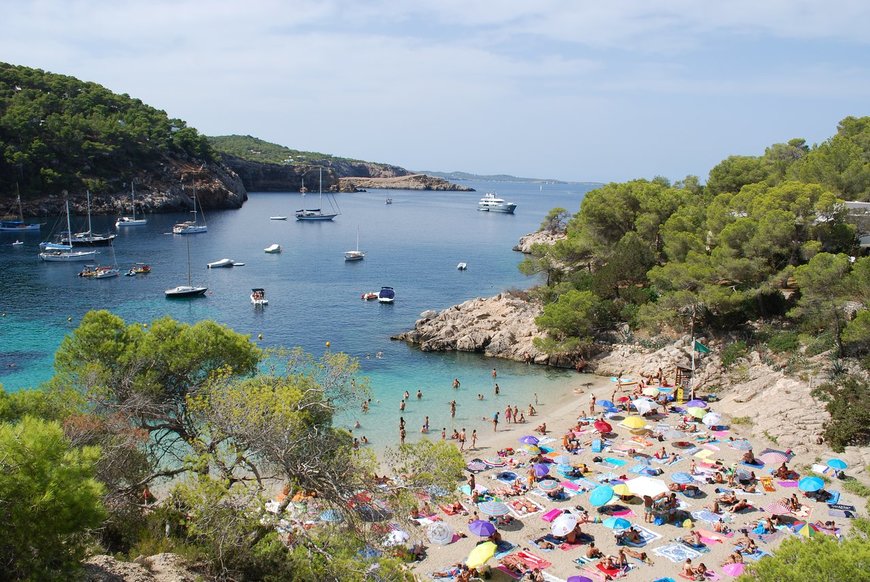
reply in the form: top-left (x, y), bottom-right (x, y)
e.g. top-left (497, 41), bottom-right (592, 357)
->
top-left (207, 259), bottom-right (235, 268)
top-left (296, 213), bottom-right (337, 221)
top-left (165, 286), bottom-right (207, 298)
top-left (39, 250), bottom-right (97, 262)
top-left (0, 221), bottom-right (41, 231)
top-left (344, 252), bottom-right (364, 261)
top-left (264, 244), bottom-right (282, 253)
top-left (173, 224), bottom-right (207, 234)
top-left (116, 218), bottom-right (147, 227)
top-left (61, 234), bottom-right (117, 246)
top-left (477, 204), bottom-right (517, 214)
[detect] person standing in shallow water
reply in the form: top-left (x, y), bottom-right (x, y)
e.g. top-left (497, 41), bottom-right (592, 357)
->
top-left (492, 411), bottom-right (499, 432)
top-left (494, 383), bottom-right (500, 396)
top-left (450, 400), bottom-right (457, 418)
top-left (453, 378), bottom-right (460, 389)
top-left (492, 368), bottom-right (497, 380)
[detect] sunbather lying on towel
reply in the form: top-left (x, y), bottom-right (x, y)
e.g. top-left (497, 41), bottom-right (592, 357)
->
top-left (615, 526), bottom-right (644, 545)
top-left (682, 529), bottom-right (704, 547)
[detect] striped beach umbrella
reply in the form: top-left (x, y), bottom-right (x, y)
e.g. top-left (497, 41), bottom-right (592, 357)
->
top-left (478, 501), bottom-right (511, 517)
top-left (795, 522), bottom-right (818, 537)
top-left (671, 472), bottom-right (694, 484)
top-left (538, 478), bottom-right (561, 491)
top-left (702, 412), bottom-right (724, 427)
top-left (427, 521), bottom-right (455, 546)
top-left (758, 452), bottom-right (789, 465)
top-left (484, 457), bottom-right (506, 467)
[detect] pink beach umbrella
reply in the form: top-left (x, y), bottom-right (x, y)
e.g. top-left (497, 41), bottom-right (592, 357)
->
top-left (759, 451), bottom-right (790, 465)
top-left (722, 562), bottom-right (745, 577)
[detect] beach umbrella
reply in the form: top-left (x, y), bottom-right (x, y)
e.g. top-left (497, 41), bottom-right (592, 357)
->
top-left (466, 541), bottom-right (496, 569)
top-left (319, 509), bottom-right (343, 523)
top-left (468, 520), bottom-right (496, 537)
top-left (383, 529), bottom-right (410, 547)
top-left (736, 469), bottom-right (753, 481)
top-left (642, 386), bottom-right (661, 397)
top-left (660, 428), bottom-right (685, 441)
top-left (798, 476), bottom-right (825, 492)
top-left (567, 577), bottom-right (594, 582)
top-left (521, 444), bottom-right (541, 455)
top-left (758, 452), bottom-right (789, 465)
top-left (357, 504), bottom-right (391, 522)
top-left (594, 420), bottom-right (613, 433)
top-left (722, 563), bottom-right (745, 577)
top-left (466, 460), bottom-right (487, 473)
top-left (685, 399), bottom-right (707, 408)
top-left (622, 416), bottom-right (647, 429)
top-left (478, 501), bottom-right (511, 517)
top-left (764, 501), bottom-right (791, 515)
top-left (795, 523), bottom-right (818, 538)
top-left (827, 458), bottom-right (848, 471)
top-left (617, 396), bottom-right (631, 403)
top-left (589, 485), bottom-right (614, 507)
top-left (538, 478), bottom-right (561, 492)
top-left (730, 439), bottom-right (753, 451)
top-left (612, 484), bottom-right (631, 497)
top-left (673, 441), bottom-right (694, 449)
top-left (519, 435), bottom-right (540, 445)
top-left (427, 521), bottom-right (454, 546)
top-left (484, 457), bottom-right (506, 467)
top-left (603, 517), bottom-right (631, 530)
top-left (702, 412), bottom-right (724, 427)
top-left (551, 513), bottom-right (578, 537)
top-left (534, 463), bottom-right (551, 478)
top-left (671, 472), bottom-right (694, 485)
top-left (626, 476), bottom-right (670, 498)
top-left (686, 407), bottom-right (706, 419)
top-left (598, 400), bottom-right (616, 409)
top-left (496, 471), bottom-right (518, 482)
top-left (632, 398), bottom-right (656, 415)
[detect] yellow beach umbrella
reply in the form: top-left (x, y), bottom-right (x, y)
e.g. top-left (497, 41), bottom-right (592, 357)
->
top-left (612, 484), bottom-right (631, 496)
top-left (622, 416), bottom-right (646, 429)
top-left (686, 407), bottom-right (706, 419)
top-left (466, 541), bottom-right (497, 568)
top-left (521, 444), bottom-right (541, 454)
top-left (642, 386), bottom-right (660, 397)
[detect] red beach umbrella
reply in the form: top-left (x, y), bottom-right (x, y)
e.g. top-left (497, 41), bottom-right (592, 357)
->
top-left (594, 420), bottom-right (613, 433)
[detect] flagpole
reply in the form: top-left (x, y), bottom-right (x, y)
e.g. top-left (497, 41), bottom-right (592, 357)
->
top-left (689, 304), bottom-right (696, 401)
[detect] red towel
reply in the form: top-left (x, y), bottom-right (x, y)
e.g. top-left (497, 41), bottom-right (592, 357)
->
top-left (516, 550), bottom-right (552, 570)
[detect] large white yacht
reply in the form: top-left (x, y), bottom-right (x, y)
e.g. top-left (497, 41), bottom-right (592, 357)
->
top-left (477, 192), bottom-right (517, 214)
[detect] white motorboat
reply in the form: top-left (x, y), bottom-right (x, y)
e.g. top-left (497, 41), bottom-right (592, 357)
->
top-left (269, 216), bottom-right (287, 221)
top-left (173, 181), bottom-right (208, 234)
top-left (377, 286), bottom-right (395, 303)
top-left (264, 244), bottom-right (282, 254)
top-left (12, 240), bottom-right (23, 246)
top-left (251, 288), bottom-right (268, 306)
top-left (457, 262), bottom-right (468, 270)
top-left (477, 192), bottom-right (517, 214)
top-left (207, 258), bottom-right (239, 268)
top-left (116, 182), bottom-right (147, 227)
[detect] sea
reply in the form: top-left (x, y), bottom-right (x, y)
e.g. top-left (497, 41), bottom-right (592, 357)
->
top-left (0, 180), bottom-right (599, 448)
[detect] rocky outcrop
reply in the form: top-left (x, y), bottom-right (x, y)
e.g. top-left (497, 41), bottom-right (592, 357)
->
top-left (392, 292), bottom-right (575, 365)
top-left (15, 157), bottom-right (247, 218)
top-left (513, 230), bottom-right (566, 253)
top-left (339, 174), bottom-right (474, 192)
top-left (83, 553), bottom-right (199, 582)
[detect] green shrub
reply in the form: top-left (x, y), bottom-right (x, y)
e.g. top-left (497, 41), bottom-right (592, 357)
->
top-left (767, 331), bottom-right (800, 353)
top-left (721, 340), bottom-right (749, 367)
top-left (737, 534), bottom-right (870, 581)
top-left (812, 375), bottom-right (870, 452)
top-left (731, 416), bottom-right (753, 426)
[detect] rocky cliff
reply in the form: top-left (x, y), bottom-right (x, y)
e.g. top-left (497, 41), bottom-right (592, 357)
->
top-left (512, 230), bottom-right (567, 253)
top-left (339, 174), bottom-right (475, 192)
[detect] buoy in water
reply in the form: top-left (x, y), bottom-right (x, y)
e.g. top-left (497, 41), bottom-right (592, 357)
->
top-left (325, 341), bottom-right (331, 348)
top-left (67, 316), bottom-right (73, 322)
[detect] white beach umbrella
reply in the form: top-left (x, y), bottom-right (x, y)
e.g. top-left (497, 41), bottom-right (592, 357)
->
top-left (551, 513), bottom-right (578, 537)
top-left (632, 398), bottom-right (657, 415)
top-left (427, 522), bottom-right (455, 546)
top-left (384, 529), bottom-right (410, 547)
top-left (625, 476), bottom-right (670, 498)
top-left (702, 412), bottom-right (724, 427)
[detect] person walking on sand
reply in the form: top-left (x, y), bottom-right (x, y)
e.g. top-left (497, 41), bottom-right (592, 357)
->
top-left (492, 411), bottom-right (499, 432)
top-left (450, 400), bottom-right (457, 418)
top-left (459, 428), bottom-right (467, 451)
top-left (505, 405), bottom-right (513, 424)
top-left (590, 394), bottom-right (597, 417)
top-left (471, 429), bottom-right (478, 449)
top-left (513, 404), bottom-right (519, 421)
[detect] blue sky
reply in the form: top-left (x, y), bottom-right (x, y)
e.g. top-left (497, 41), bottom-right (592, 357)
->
top-left (2, 0), bottom-right (868, 182)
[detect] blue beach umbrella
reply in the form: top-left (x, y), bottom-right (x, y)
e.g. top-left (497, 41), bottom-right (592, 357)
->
top-left (603, 517), bottom-right (631, 530)
top-left (827, 459), bottom-right (848, 471)
top-left (671, 472), bottom-right (694, 484)
top-left (598, 400), bottom-right (615, 409)
top-left (589, 485), bottom-right (614, 507)
top-left (478, 501), bottom-right (511, 517)
top-left (534, 463), bottom-right (551, 477)
top-left (519, 435), bottom-right (540, 445)
top-left (798, 476), bottom-right (825, 492)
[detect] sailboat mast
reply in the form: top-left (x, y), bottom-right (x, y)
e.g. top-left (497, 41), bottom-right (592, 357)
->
top-left (186, 236), bottom-right (192, 286)
top-left (65, 198), bottom-right (73, 246)
top-left (86, 190), bottom-right (92, 234)
top-left (319, 167), bottom-right (323, 208)
top-left (131, 182), bottom-right (136, 221)
top-left (16, 182), bottom-right (24, 221)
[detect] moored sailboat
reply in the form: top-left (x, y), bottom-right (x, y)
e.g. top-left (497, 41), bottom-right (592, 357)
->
top-left (0, 183), bottom-right (42, 232)
top-left (296, 167), bottom-right (340, 221)
top-left (38, 199), bottom-right (98, 262)
top-left (116, 181), bottom-right (147, 227)
top-left (165, 236), bottom-right (207, 298)
top-left (173, 182), bottom-right (208, 234)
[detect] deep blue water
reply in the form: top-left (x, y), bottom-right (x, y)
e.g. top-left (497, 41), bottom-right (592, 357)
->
top-left (0, 180), bottom-right (596, 445)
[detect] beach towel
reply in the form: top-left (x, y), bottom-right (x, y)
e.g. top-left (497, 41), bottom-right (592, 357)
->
top-left (826, 491), bottom-right (841, 505)
top-left (515, 550), bottom-right (552, 570)
top-left (697, 529), bottom-right (733, 541)
top-left (736, 547), bottom-right (770, 560)
top-left (494, 540), bottom-right (516, 559)
top-left (592, 439), bottom-right (603, 453)
top-left (812, 463), bottom-right (833, 476)
top-left (760, 477), bottom-right (776, 492)
top-left (542, 572), bottom-right (568, 582)
top-left (676, 538), bottom-right (711, 553)
top-left (431, 566), bottom-right (460, 580)
top-left (609, 508), bottom-right (637, 517)
top-left (654, 543), bottom-right (702, 563)
top-left (829, 508), bottom-right (856, 519)
top-left (631, 436), bottom-right (654, 447)
top-left (542, 508), bottom-right (563, 522)
top-left (703, 443), bottom-right (721, 452)
top-left (633, 524), bottom-right (663, 543)
top-left (654, 578), bottom-right (677, 582)
top-left (573, 477), bottom-right (600, 491)
top-left (691, 510), bottom-right (729, 524)
top-left (777, 480), bottom-right (799, 488)
top-left (507, 497), bottom-right (543, 519)
top-left (528, 535), bottom-right (559, 552)
top-left (574, 556), bottom-right (596, 566)
top-left (410, 515), bottom-right (441, 526)
top-left (495, 565), bottom-right (523, 580)
top-left (495, 471), bottom-right (519, 483)
top-left (605, 456), bottom-right (627, 467)
top-left (439, 503), bottom-right (466, 516)
top-left (561, 480), bottom-right (580, 491)
top-left (740, 461), bottom-right (764, 469)
top-left (596, 564), bottom-right (622, 578)
top-left (694, 450), bottom-right (714, 459)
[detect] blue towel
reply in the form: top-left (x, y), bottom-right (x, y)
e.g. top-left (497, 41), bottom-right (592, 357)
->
top-left (826, 490), bottom-right (841, 505)
top-left (592, 439), bottom-right (603, 453)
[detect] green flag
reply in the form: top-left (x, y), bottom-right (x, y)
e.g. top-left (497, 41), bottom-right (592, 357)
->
top-left (694, 340), bottom-right (710, 354)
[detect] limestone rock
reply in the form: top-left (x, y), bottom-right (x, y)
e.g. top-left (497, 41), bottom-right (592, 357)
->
top-left (513, 230), bottom-right (566, 253)
top-left (83, 554), bottom-right (198, 582)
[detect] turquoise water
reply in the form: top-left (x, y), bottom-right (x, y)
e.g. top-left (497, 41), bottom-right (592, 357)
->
top-left (0, 180), bottom-right (596, 446)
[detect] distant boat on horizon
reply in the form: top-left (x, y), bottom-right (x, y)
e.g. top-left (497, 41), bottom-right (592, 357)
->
top-left (477, 192), bottom-right (517, 214)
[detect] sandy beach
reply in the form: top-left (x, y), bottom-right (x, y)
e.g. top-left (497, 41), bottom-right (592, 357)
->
top-left (407, 373), bottom-right (862, 581)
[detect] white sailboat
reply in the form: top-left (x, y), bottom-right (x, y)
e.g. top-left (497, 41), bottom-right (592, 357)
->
top-left (173, 182), bottom-right (207, 234)
top-left (165, 235), bottom-right (207, 298)
top-left (60, 190), bottom-right (116, 245)
top-left (344, 226), bottom-right (365, 261)
top-left (296, 167), bottom-right (340, 221)
top-left (38, 199), bottom-right (98, 262)
top-left (116, 181), bottom-right (147, 227)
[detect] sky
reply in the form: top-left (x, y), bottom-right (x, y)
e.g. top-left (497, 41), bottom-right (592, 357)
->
top-left (2, 1), bottom-right (869, 183)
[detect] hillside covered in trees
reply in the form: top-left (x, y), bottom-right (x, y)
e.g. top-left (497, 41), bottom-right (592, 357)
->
top-left (0, 63), bottom-right (244, 214)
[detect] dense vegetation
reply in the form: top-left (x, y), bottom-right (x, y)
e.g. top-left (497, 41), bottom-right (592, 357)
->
top-left (0, 312), bottom-right (462, 579)
top-left (0, 62), bottom-right (215, 199)
top-left (209, 134), bottom-right (363, 166)
top-left (522, 116), bottom-right (870, 448)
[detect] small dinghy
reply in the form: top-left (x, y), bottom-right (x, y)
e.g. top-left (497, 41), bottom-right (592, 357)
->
top-left (207, 258), bottom-right (243, 268)
top-left (251, 288), bottom-right (268, 306)
top-left (264, 244), bottom-right (282, 254)
top-left (269, 216), bottom-right (287, 221)
top-left (457, 262), bottom-right (467, 270)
